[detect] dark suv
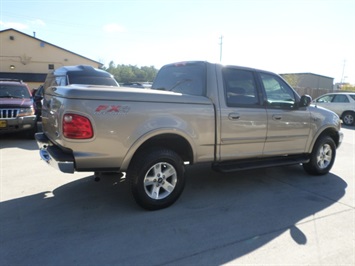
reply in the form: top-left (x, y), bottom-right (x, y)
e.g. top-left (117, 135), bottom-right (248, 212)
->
top-left (0, 78), bottom-right (37, 138)
top-left (34, 65), bottom-right (119, 118)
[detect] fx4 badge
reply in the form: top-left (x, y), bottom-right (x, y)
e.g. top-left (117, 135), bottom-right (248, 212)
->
top-left (94, 105), bottom-right (130, 115)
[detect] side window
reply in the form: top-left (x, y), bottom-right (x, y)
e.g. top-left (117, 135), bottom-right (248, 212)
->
top-left (55, 76), bottom-right (67, 86)
top-left (260, 73), bottom-right (296, 109)
top-left (332, 95), bottom-right (349, 103)
top-left (222, 68), bottom-right (259, 107)
top-left (316, 95), bottom-right (334, 103)
top-left (43, 74), bottom-right (66, 89)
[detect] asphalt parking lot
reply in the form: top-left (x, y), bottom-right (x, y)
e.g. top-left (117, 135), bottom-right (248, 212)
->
top-left (0, 126), bottom-right (354, 265)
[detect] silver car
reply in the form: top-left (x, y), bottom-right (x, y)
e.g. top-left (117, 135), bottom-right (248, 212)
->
top-left (313, 92), bottom-right (355, 126)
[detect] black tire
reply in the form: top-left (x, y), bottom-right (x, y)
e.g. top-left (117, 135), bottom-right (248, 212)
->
top-left (342, 111), bottom-right (355, 126)
top-left (128, 148), bottom-right (185, 210)
top-left (303, 136), bottom-right (336, 175)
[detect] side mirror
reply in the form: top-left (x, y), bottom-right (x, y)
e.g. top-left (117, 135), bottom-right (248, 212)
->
top-left (299, 95), bottom-right (312, 107)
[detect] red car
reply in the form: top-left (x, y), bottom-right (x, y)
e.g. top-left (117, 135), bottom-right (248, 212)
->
top-left (0, 78), bottom-right (37, 138)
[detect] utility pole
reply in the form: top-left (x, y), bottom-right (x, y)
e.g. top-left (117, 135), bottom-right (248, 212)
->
top-left (219, 35), bottom-right (223, 62)
top-left (340, 60), bottom-right (346, 84)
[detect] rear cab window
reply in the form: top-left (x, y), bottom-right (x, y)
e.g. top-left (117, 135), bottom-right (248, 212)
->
top-left (151, 62), bottom-right (206, 96)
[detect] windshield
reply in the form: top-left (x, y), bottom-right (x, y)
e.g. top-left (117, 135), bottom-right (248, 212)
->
top-left (151, 62), bottom-right (206, 96)
top-left (0, 85), bottom-right (31, 98)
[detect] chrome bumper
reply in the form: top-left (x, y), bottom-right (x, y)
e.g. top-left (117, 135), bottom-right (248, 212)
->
top-left (35, 132), bottom-right (75, 173)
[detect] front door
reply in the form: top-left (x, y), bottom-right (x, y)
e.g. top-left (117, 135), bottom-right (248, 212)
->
top-left (259, 72), bottom-right (311, 155)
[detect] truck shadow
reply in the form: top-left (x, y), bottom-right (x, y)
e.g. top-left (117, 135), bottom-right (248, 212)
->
top-left (0, 164), bottom-right (347, 265)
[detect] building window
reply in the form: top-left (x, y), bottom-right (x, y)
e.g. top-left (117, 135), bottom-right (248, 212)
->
top-left (48, 64), bottom-right (54, 70)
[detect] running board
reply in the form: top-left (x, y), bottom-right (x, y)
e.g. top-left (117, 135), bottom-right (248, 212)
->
top-left (212, 154), bottom-right (310, 173)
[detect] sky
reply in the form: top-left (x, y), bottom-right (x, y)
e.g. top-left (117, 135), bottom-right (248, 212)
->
top-left (1, 0), bottom-right (355, 84)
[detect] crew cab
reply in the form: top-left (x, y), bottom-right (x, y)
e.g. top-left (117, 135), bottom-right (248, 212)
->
top-left (35, 61), bottom-right (343, 210)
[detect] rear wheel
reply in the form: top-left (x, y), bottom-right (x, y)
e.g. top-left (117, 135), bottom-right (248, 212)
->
top-left (342, 111), bottom-right (355, 126)
top-left (128, 148), bottom-right (185, 210)
top-left (303, 136), bottom-right (336, 175)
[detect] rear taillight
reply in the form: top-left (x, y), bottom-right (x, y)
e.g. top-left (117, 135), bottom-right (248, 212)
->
top-left (63, 114), bottom-right (93, 139)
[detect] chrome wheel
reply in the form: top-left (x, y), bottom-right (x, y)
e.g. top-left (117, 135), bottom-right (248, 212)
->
top-left (343, 112), bottom-right (354, 126)
top-left (144, 162), bottom-right (177, 200)
top-left (129, 148), bottom-right (185, 210)
top-left (303, 136), bottom-right (336, 175)
top-left (316, 143), bottom-right (332, 169)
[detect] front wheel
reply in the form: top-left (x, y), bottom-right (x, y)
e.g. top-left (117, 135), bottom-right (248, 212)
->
top-left (303, 136), bottom-right (336, 175)
top-left (128, 148), bottom-right (185, 210)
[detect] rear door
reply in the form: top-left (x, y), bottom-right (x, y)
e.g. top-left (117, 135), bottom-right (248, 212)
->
top-left (330, 94), bottom-right (352, 115)
top-left (219, 67), bottom-right (267, 160)
top-left (259, 72), bottom-right (311, 155)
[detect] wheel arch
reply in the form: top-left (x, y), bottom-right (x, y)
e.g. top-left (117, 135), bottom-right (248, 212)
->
top-left (308, 127), bottom-right (341, 153)
top-left (121, 131), bottom-right (194, 171)
top-left (340, 109), bottom-right (355, 116)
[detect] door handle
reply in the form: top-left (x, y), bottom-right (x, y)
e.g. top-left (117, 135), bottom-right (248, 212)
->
top-left (228, 113), bottom-right (240, 120)
top-left (272, 114), bottom-right (282, 120)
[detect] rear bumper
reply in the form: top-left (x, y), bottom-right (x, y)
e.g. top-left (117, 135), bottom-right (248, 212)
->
top-left (35, 132), bottom-right (75, 173)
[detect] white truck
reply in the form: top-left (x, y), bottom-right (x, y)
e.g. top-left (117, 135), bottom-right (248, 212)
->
top-left (35, 61), bottom-right (343, 210)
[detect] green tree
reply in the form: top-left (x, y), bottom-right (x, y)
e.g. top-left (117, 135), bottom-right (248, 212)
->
top-left (141, 66), bottom-right (158, 82)
top-left (340, 84), bottom-right (355, 92)
top-left (281, 74), bottom-right (300, 88)
top-left (103, 62), bottom-right (158, 83)
top-left (119, 65), bottom-right (135, 83)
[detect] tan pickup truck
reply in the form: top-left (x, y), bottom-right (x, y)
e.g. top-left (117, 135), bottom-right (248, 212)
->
top-left (35, 61), bottom-right (343, 210)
